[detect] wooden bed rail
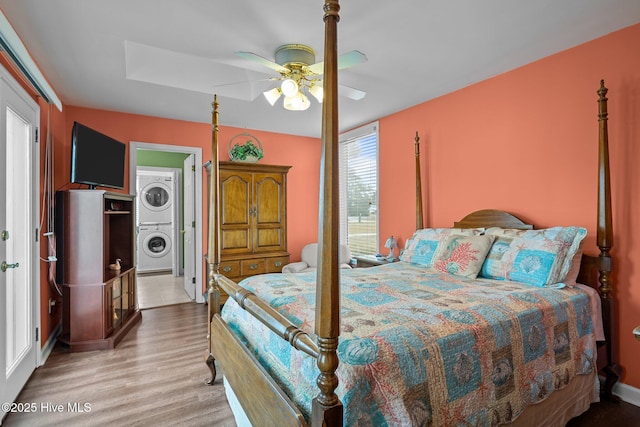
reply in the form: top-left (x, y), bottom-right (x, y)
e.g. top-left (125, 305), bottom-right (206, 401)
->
top-left (216, 274), bottom-right (319, 358)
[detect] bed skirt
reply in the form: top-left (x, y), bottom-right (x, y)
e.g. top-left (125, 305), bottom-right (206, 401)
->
top-left (223, 371), bottom-right (598, 427)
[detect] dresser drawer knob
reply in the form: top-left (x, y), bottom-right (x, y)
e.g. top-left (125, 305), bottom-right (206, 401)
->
top-left (249, 263), bottom-right (259, 270)
top-left (223, 266), bottom-right (232, 273)
top-left (274, 261), bottom-right (282, 267)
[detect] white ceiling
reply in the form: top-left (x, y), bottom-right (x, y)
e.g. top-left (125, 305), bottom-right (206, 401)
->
top-left (1, 0), bottom-right (639, 138)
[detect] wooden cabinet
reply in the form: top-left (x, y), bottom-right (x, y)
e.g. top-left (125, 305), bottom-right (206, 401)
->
top-left (56, 190), bottom-right (141, 352)
top-left (212, 162), bottom-right (291, 301)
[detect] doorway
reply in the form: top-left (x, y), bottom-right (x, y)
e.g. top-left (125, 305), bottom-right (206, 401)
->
top-left (0, 64), bottom-right (40, 418)
top-left (129, 142), bottom-right (204, 306)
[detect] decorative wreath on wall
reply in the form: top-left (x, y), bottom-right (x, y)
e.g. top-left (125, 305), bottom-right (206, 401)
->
top-left (228, 132), bottom-right (264, 163)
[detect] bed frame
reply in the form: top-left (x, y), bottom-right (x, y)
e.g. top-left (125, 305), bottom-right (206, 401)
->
top-left (204, 1), bottom-right (619, 424)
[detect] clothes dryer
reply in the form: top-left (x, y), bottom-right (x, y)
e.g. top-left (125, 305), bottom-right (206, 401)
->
top-left (137, 223), bottom-right (173, 273)
top-left (137, 171), bottom-right (174, 224)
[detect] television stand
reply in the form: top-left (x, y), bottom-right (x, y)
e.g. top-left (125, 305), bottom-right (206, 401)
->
top-left (56, 189), bottom-right (141, 351)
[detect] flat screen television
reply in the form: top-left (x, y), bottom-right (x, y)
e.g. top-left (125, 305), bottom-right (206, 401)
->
top-left (70, 122), bottom-right (126, 190)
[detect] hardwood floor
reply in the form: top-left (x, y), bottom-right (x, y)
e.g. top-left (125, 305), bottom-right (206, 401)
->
top-left (3, 302), bottom-right (639, 426)
top-left (2, 303), bottom-right (235, 426)
top-left (568, 398), bottom-right (640, 426)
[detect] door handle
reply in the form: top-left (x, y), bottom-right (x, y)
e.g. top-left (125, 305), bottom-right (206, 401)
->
top-left (1, 261), bottom-right (19, 272)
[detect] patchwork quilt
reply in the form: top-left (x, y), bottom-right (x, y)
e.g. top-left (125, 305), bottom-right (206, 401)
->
top-left (221, 262), bottom-right (597, 426)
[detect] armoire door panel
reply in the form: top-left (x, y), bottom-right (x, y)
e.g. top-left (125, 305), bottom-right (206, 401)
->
top-left (256, 229), bottom-right (283, 250)
top-left (220, 173), bottom-right (251, 225)
top-left (255, 175), bottom-right (283, 224)
top-left (221, 229), bottom-right (251, 252)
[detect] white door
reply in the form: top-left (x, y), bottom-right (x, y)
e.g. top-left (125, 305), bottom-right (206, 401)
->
top-left (182, 154), bottom-right (196, 299)
top-left (0, 66), bottom-right (40, 418)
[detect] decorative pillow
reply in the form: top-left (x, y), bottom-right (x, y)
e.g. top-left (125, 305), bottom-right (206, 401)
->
top-left (480, 226), bottom-right (587, 287)
top-left (400, 228), bottom-right (484, 267)
top-left (432, 234), bottom-right (496, 278)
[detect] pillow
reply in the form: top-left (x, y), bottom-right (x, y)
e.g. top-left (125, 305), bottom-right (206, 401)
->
top-left (400, 228), bottom-right (484, 267)
top-left (562, 245), bottom-right (584, 287)
top-left (432, 234), bottom-right (496, 278)
top-left (480, 226), bottom-right (587, 287)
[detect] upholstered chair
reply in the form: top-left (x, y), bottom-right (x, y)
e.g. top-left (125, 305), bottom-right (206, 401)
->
top-left (282, 243), bottom-right (352, 273)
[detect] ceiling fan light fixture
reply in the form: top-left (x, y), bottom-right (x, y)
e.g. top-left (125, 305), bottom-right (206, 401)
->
top-left (283, 92), bottom-right (310, 111)
top-left (280, 78), bottom-right (299, 97)
top-left (263, 87), bottom-right (282, 106)
top-left (309, 84), bottom-right (323, 103)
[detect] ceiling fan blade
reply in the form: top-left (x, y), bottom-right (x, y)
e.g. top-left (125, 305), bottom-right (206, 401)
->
top-left (339, 84), bottom-right (366, 101)
top-left (314, 80), bottom-right (367, 101)
top-left (210, 78), bottom-right (278, 101)
top-left (211, 77), bottom-right (277, 89)
top-left (236, 51), bottom-right (288, 73)
top-left (307, 50), bottom-right (368, 74)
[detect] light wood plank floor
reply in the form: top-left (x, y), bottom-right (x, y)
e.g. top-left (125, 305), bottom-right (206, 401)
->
top-left (3, 303), bottom-right (235, 426)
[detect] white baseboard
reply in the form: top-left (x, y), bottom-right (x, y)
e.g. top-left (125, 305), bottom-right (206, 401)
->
top-left (614, 381), bottom-right (640, 407)
top-left (39, 322), bottom-right (61, 366)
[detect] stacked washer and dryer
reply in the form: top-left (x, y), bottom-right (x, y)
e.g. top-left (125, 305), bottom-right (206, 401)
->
top-left (136, 168), bottom-right (178, 274)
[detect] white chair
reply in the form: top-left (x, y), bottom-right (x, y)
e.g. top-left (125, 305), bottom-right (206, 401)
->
top-left (282, 243), bottom-right (352, 273)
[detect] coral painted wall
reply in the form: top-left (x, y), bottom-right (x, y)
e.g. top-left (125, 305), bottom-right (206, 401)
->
top-left (377, 24), bottom-right (640, 389)
top-left (58, 105), bottom-right (322, 289)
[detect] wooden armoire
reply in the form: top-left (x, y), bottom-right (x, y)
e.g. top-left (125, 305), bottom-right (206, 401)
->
top-left (214, 161), bottom-right (291, 301)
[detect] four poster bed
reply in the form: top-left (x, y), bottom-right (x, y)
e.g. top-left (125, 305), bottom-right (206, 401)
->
top-left (205, 1), bottom-right (619, 426)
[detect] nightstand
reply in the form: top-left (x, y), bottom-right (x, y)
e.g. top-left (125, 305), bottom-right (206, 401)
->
top-left (353, 255), bottom-right (397, 268)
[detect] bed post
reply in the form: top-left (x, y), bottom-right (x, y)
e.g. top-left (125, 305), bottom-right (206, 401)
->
top-left (596, 80), bottom-right (620, 400)
top-left (312, 0), bottom-right (343, 425)
top-left (415, 131), bottom-right (424, 230)
top-left (205, 95), bottom-right (221, 385)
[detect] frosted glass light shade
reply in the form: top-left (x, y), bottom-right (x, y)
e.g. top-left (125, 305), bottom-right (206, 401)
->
top-left (283, 92), bottom-right (310, 111)
top-left (263, 87), bottom-right (282, 106)
top-left (309, 84), bottom-right (323, 103)
top-left (280, 79), bottom-right (299, 97)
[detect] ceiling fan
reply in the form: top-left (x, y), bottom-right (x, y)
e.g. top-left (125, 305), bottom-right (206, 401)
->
top-left (234, 44), bottom-right (367, 111)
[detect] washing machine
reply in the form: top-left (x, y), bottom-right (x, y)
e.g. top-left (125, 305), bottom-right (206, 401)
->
top-left (137, 224), bottom-right (173, 273)
top-left (137, 171), bottom-right (174, 224)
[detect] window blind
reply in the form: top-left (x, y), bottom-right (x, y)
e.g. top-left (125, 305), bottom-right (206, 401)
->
top-left (339, 122), bottom-right (379, 256)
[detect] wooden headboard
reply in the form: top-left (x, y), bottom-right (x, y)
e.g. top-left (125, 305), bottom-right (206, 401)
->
top-left (454, 209), bottom-right (534, 230)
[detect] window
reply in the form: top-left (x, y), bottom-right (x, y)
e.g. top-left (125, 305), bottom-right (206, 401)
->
top-left (339, 122), bottom-right (379, 256)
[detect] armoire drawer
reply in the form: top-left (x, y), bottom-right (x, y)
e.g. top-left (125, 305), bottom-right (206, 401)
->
top-left (241, 259), bottom-right (266, 276)
top-left (267, 256), bottom-right (290, 273)
top-left (219, 260), bottom-right (240, 278)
